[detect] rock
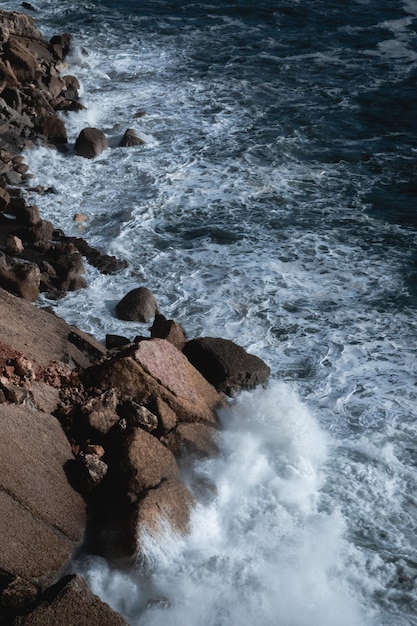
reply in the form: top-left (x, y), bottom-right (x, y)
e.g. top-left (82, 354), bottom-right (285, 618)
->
top-left (0, 261), bottom-right (41, 301)
top-left (118, 400), bottom-right (159, 432)
top-left (49, 33), bottom-right (72, 61)
top-left (5, 234), bottom-right (24, 255)
top-left (84, 444), bottom-right (105, 457)
top-left (67, 326), bottom-right (107, 365)
top-left (135, 478), bottom-right (194, 539)
top-left (0, 187), bottom-right (10, 210)
top-left (2, 86), bottom-right (22, 111)
top-left (15, 203), bottom-right (40, 225)
top-left (118, 427), bottom-right (178, 494)
top-left (3, 35), bottom-right (37, 81)
top-left (11, 354), bottom-right (35, 379)
top-left (73, 212), bottom-right (88, 223)
top-left (30, 381), bottom-right (60, 414)
top-left (183, 336), bottom-right (271, 395)
top-left (1, 382), bottom-right (28, 403)
top-left (0, 404), bottom-right (86, 591)
top-left (56, 235), bottom-right (128, 274)
top-left (44, 74), bottom-right (66, 99)
top-left (15, 574), bottom-right (129, 626)
top-left (105, 334), bottom-right (131, 350)
top-left (62, 74), bottom-right (80, 94)
top-left (36, 113), bottom-right (67, 143)
top-left (76, 453), bottom-right (108, 493)
top-left (82, 389), bottom-right (119, 436)
top-left (0, 287), bottom-right (105, 369)
top-left (21, 2), bottom-right (37, 12)
top-left (150, 312), bottom-right (186, 349)
top-left (28, 218), bottom-right (54, 244)
top-left (0, 10), bottom-right (41, 40)
top-left (1, 575), bottom-right (38, 612)
top-left (153, 396), bottom-right (177, 433)
top-left (59, 273), bottom-right (87, 291)
top-left (89, 338), bottom-right (224, 425)
top-left (119, 128), bottom-right (145, 147)
top-left (115, 286), bottom-right (158, 322)
top-left (75, 127), bottom-right (108, 159)
top-left (163, 422), bottom-right (219, 459)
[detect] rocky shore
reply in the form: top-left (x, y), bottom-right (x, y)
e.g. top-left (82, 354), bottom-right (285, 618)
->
top-left (0, 9), bottom-right (270, 625)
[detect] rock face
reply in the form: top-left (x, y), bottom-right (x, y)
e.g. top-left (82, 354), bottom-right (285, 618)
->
top-left (115, 286), bottom-right (158, 322)
top-left (93, 338), bottom-right (224, 425)
top-left (183, 336), bottom-right (271, 395)
top-left (15, 575), bottom-right (129, 626)
top-left (0, 405), bottom-right (86, 593)
top-left (0, 10), bottom-right (83, 159)
top-left (80, 338), bottom-right (225, 562)
top-left (75, 127), bottom-right (108, 159)
top-left (0, 287), bottom-right (106, 369)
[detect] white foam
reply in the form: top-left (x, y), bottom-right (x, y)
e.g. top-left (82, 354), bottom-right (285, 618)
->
top-left (76, 383), bottom-right (367, 625)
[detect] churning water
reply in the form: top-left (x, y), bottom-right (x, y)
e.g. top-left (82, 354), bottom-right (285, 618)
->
top-left (3, 0), bottom-right (417, 623)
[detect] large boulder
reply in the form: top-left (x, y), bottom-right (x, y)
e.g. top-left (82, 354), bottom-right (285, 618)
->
top-left (74, 127), bottom-right (108, 159)
top-left (0, 260), bottom-right (41, 301)
top-left (0, 405), bottom-right (86, 595)
top-left (135, 478), bottom-right (194, 539)
top-left (163, 422), bottom-right (219, 459)
top-left (89, 338), bottom-right (224, 425)
top-left (36, 113), bottom-right (67, 144)
top-left (115, 286), bottom-right (158, 322)
top-left (0, 287), bottom-right (106, 370)
top-left (15, 574), bottom-right (128, 626)
top-left (0, 10), bottom-right (41, 41)
top-left (183, 336), bottom-right (271, 395)
top-left (117, 427), bottom-right (178, 495)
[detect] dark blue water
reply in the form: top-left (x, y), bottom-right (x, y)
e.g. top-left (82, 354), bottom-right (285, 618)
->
top-left (4, 0), bottom-right (417, 623)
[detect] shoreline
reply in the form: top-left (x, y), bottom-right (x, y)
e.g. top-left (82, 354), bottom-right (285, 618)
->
top-left (0, 9), bottom-right (270, 624)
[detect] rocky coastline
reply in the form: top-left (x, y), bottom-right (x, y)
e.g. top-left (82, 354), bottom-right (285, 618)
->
top-left (0, 9), bottom-right (270, 625)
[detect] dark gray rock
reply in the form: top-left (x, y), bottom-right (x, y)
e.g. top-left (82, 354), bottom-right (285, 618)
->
top-left (74, 127), bottom-right (108, 159)
top-left (115, 286), bottom-right (158, 322)
top-left (119, 128), bottom-right (145, 147)
top-left (183, 336), bottom-right (271, 395)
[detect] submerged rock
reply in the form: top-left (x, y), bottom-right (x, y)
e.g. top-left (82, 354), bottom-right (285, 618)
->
top-left (119, 127), bottom-right (145, 147)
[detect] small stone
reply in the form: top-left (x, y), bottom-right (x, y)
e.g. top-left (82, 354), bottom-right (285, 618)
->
top-left (5, 235), bottom-right (24, 255)
top-left (73, 213), bottom-right (88, 223)
top-left (119, 400), bottom-right (159, 432)
top-left (12, 355), bottom-right (35, 380)
top-left (84, 444), bottom-right (105, 458)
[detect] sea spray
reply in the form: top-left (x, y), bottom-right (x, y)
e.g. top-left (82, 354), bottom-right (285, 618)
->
top-left (76, 382), bottom-right (366, 625)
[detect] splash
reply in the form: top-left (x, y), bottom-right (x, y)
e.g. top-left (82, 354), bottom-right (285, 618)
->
top-left (77, 382), bottom-right (366, 626)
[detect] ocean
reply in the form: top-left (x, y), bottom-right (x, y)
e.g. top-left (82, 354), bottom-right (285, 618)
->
top-left (2, 0), bottom-right (417, 623)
